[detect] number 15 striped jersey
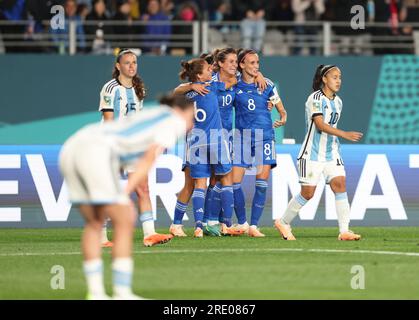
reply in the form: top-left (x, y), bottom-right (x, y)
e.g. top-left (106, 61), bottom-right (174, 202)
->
top-left (297, 90), bottom-right (343, 162)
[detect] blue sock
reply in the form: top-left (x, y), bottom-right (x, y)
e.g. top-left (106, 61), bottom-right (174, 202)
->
top-left (173, 200), bottom-right (188, 225)
top-left (233, 183), bottom-right (247, 224)
top-left (210, 183), bottom-right (222, 222)
top-left (203, 185), bottom-right (214, 224)
top-left (192, 188), bottom-right (205, 229)
top-left (250, 179), bottom-right (268, 226)
top-left (221, 185), bottom-right (234, 227)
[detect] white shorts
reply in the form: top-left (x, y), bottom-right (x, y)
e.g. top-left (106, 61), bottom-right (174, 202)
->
top-left (297, 158), bottom-right (346, 186)
top-left (59, 134), bottom-right (130, 205)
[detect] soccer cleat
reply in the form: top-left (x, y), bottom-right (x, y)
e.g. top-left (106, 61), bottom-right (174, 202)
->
top-left (169, 224), bottom-right (188, 237)
top-left (338, 230), bottom-right (361, 241)
top-left (86, 293), bottom-right (111, 300)
top-left (204, 224), bottom-right (221, 236)
top-left (230, 222), bottom-right (250, 235)
top-left (102, 241), bottom-right (114, 248)
top-left (274, 220), bottom-right (296, 240)
top-left (220, 223), bottom-right (245, 236)
top-left (143, 233), bottom-right (174, 247)
top-left (248, 226), bottom-right (265, 237)
top-left (194, 227), bottom-right (203, 238)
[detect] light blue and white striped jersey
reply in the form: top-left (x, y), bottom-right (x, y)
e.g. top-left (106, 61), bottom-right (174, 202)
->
top-left (99, 79), bottom-right (144, 119)
top-left (297, 90), bottom-right (343, 162)
top-left (73, 106), bottom-right (186, 166)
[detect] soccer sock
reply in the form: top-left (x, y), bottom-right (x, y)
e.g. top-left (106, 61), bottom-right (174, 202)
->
top-left (210, 183), bottom-right (222, 222)
top-left (280, 193), bottom-right (308, 225)
top-left (233, 183), bottom-right (247, 224)
top-left (192, 188), bottom-right (205, 229)
top-left (335, 192), bottom-right (350, 233)
top-left (250, 179), bottom-right (268, 226)
top-left (139, 211), bottom-right (155, 238)
top-left (101, 219), bottom-right (109, 243)
top-left (83, 259), bottom-right (106, 297)
top-left (203, 185), bottom-right (214, 224)
top-left (221, 185), bottom-right (234, 227)
top-left (112, 257), bottom-right (133, 297)
top-left (173, 200), bottom-right (188, 225)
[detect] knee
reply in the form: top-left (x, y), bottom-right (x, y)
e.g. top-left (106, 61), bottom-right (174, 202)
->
top-left (300, 190), bottom-right (315, 200)
top-left (136, 182), bottom-right (150, 196)
top-left (331, 177), bottom-right (346, 192)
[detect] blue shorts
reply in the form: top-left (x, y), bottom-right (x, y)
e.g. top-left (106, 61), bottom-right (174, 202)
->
top-left (233, 139), bottom-right (277, 169)
top-left (183, 138), bottom-right (232, 178)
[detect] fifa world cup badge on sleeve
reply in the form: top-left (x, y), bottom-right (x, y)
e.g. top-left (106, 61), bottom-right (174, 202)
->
top-left (313, 101), bottom-right (321, 112)
top-left (104, 95), bottom-right (112, 106)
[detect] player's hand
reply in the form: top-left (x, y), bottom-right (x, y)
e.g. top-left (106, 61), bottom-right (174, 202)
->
top-left (191, 83), bottom-right (210, 96)
top-left (273, 112), bottom-right (287, 128)
top-left (267, 102), bottom-right (273, 111)
top-left (343, 131), bottom-right (363, 142)
top-left (255, 73), bottom-right (267, 91)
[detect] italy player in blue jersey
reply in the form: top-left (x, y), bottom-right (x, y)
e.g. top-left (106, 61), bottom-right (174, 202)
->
top-left (232, 49), bottom-right (288, 237)
top-left (99, 49), bottom-right (173, 247)
top-left (176, 57), bottom-right (235, 237)
top-left (275, 65), bottom-right (362, 241)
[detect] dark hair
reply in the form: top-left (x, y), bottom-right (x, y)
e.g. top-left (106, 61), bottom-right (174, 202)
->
top-left (213, 47), bottom-right (237, 72)
top-left (112, 49), bottom-right (146, 100)
top-left (312, 64), bottom-right (338, 91)
top-left (237, 48), bottom-right (257, 72)
top-left (199, 52), bottom-right (214, 65)
top-left (179, 58), bottom-right (206, 82)
top-left (159, 93), bottom-right (194, 110)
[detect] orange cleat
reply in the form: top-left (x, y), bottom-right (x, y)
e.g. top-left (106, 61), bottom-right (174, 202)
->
top-left (220, 223), bottom-right (245, 236)
top-left (143, 233), bottom-right (174, 247)
top-left (274, 220), bottom-right (296, 240)
top-left (102, 241), bottom-right (114, 248)
top-left (194, 227), bottom-right (203, 238)
top-left (169, 224), bottom-right (188, 237)
top-left (248, 226), bottom-right (265, 237)
top-left (338, 230), bottom-right (361, 241)
top-left (230, 222), bottom-right (250, 235)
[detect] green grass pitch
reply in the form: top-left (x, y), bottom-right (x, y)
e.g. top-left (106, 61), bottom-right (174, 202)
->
top-left (0, 227), bottom-right (419, 299)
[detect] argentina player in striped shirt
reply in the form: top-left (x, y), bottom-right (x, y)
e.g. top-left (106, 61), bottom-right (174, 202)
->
top-left (275, 65), bottom-right (363, 241)
top-left (98, 49), bottom-right (173, 248)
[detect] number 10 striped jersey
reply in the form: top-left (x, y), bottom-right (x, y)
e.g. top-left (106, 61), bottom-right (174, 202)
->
top-left (297, 90), bottom-right (343, 162)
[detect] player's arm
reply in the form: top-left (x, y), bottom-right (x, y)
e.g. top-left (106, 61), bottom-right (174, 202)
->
top-left (124, 144), bottom-right (165, 194)
top-left (102, 110), bottom-right (114, 121)
top-left (255, 72), bottom-right (267, 91)
top-left (312, 116), bottom-right (363, 142)
top-left (272, 100), bottom-right (287, 128)
top-left (99, 85), bottom-right (115, 121)
top-left (173, 82), bottom-right (210, 96)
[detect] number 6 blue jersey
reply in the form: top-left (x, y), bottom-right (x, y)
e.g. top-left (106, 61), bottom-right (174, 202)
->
top-left (234, 78), bottom-right (280, 141)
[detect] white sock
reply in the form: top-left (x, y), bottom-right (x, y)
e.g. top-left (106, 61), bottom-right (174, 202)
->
top-left (83, 259), bottom-right (106, 297)
top-left (112, 257), bottom-right (134, 297)
top-left (101, 219), bottom-right (110, 243)
top-left (208, 220), bottom-right (219, 226)
top-left (335, 192), bottom-right (350, 233)
top-left (140, 211), bottom-right (155, 238)
top-left (250, 225), bottom-right (258, 230)
top-left (280, 194), bottom-right (308, 225)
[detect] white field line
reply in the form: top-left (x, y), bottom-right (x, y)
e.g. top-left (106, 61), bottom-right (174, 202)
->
top-left (1, 247), bottom-right (419, 257)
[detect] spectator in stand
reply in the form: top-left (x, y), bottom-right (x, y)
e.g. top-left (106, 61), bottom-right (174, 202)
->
top-left (50, 0), bottom-right (87, 53)
top-left (268, 0), bottom-right (294, 33)
top-left (0, 0), bottom-right (28, 53)
top-left (141, 0), bottom-right (171, 55)
top-left (291, 0), bottom-right (325, 55)
top-left (172, 1), bottom-right (200, 54)
top-left (209, 0), bottom-right (231, 34)
top-left (113, 0), bottom-right (138, 47)
top-left (160, 0), bottom-right (175, 18)
top-left (231, 0), bottom-right (268, 53)
top-left (85, 0), bottom-right (113, 53)
top-left (399, 0), bottom-right (419, 54)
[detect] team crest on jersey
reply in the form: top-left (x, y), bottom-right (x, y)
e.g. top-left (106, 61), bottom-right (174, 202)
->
top-left (104, 95), bottom-right (111, 105)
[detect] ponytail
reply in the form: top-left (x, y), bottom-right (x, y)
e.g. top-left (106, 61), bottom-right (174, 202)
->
top-left (179, 58), bottom-right (206, 82)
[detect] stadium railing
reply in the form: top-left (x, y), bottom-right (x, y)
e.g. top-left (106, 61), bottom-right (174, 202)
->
top-left (0, 20), bottom-right (418, 55)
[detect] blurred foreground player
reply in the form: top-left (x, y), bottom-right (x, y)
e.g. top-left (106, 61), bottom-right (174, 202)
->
top-left (59, 95), bottom-right (193, 299)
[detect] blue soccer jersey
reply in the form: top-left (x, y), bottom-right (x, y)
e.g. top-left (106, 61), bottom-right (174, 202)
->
top-left (211, 72), bottom-right (235, 132)
top-left (234, 78), bottom-right (279, 141)
top-left (184, 81), bottom-right (231, 178)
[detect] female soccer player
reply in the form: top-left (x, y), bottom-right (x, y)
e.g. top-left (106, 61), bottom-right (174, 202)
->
top-left (99, 49), bottom-right (173, 247)
top-left (59, 95), bottom-right (193, 299)
top-left (232, 49), bottom-right (287, 237)
top-left (274, 64), bottom-right (362, 241)
top-left (176, 57), bottom-right (234, 238)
